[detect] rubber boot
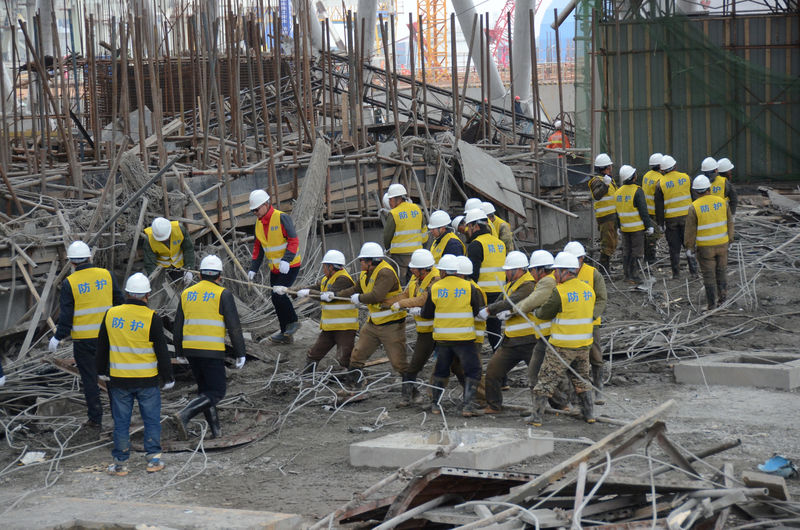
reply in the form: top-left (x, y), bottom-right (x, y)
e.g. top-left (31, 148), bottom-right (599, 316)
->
top-left (577, 391), bottom-right (596, 423)
top-left (397, 374), bottom-right (413, 408)
top-left (429, 377), bottom-right (448, 415)
top-left (704, 283), bottom-right (717, 311)
top-left (549, 388), bottom-right (571, 411)
top-left (173, 395), bottom-right (212, 440)
top-left (599, 254), bottom-right (611, 277)
top-left (203, 405), bottom-right (222, 439)
top-left (461, 377), bottom-right (481, 417)
top-left (525, 392), bottom-right (548, 426)
top-left (717, 280), bottom-right (727, 305)
top-left (592, 364), bottom-right (605, 405)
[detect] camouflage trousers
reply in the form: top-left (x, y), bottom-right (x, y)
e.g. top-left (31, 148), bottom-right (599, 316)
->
top-left (533, 345), bottom-right (591, 397)
top-left (598, 218), bottom-right (618, 257)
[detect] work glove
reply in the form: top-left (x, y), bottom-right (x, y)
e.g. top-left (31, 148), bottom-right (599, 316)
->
top-left (176, 356), bottom-right (188, 364)
top-left (98, 375), bottom-right (110, 382)
top-left (320, 291), bottom-right (335, 302)
top-left (391, 302), bottom-right (401, 312)
top-left (48, 337), bottom-right (59, 352)
top-left (248, 270), bottom-right (257, 281)
top-left (273, 285), bottom-right (288, 296)
top-left (660, 224), bottom-right (666, 233)
top-left (183, 271), bottom-right (194, 285)
top-left (646, 226), bottom-right (654, 236)
top-left (350, 293), bottom-right (361, 305)
top-left (477, 308), bottom-right (489, 321)
top-left (296, 289), bottom-right (310, 298)
top-left (0, 376), bottom-right (6, 387)
top-left (686, 249), bottom-right (696, 259)
top-left (235, 356), bottom-right (246, 369)
top-left (162, 381), bottom-right (175, 391)
top-left (496, 310), bottom-right (511, 321)
top-left (408, 307), bottom-right (421, 317)
top-left (602, 175), bottom-right (612, 186)
top-left (617, 228), bottom-right (622, 237)
top-left (278, 260), bottom-right (291, 274)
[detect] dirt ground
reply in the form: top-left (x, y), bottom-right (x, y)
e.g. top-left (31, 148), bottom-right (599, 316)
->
top-left (1, 217), bottom-right (799, 527)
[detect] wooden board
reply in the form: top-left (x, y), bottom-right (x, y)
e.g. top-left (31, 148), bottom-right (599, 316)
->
top-left (457, 139), bottom-right (526, 218)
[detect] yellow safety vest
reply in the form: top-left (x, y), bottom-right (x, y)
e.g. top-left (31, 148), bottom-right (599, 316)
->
top-left (710, 175), bottom-right (727, 201)
top-left (68, 267), bottom-right (113, 340)
top-left (145, 220), bottom-right (185, 269)
top-left (589, 176), bottom-right (617, 219)
top-left (491, 215), bottom-right (511, 239)
top-left (475, 233), bottom-right (506, 293)
top-left (659, 171), bottom-right (692, 219)
top-left (615, 184), bottom-right (645, 232)
top-left (431, 276), bottom-right (475, 341)
top-left (319, 269), bottom-right (359, 331)
top-left (105, 304), bottom-right (158, 378)
top-left (255, 209), bottom-right (302, 272)
top-left (530, 273), bottom-right (555, 338)
top-left (641, 170), bottom-right (661, 216)
top-left (360, 261), bottom-right (406, 325)
top-left (389, 201), bottom-right (425, 254)
top-left (550, 278), bottom-right (595, 349)
top-left (180, 280), bottom-right (226, 351)
top-left (430, 232), bottom-right (465, 264)
top-left (470, 280), bottom-right (487, 343)
top-left (503, 272), bottom-right (537, 338)
top-left (407, 268), bottom-right (440, 333)
top-left (577, 264), bottom-right (601, 326)
top-left (692, 195), bottom-right (729, 247)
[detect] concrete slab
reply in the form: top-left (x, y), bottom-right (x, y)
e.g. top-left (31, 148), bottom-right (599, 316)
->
top-left (3, 495), bottom-right (305, 529)
top-left (674, 352), bottom-right (800, 390)
top-left (350, 428), bottom-right (553, 469)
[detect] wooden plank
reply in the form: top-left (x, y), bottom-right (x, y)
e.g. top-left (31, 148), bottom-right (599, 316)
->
top-left (16, 259), bottom-right (57, 332)
top-left (18, 259), bottom-right (58, 358)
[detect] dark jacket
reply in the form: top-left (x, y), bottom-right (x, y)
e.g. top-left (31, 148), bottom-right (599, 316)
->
top-left (466, 225), bottom-right (492, 282)
top-left (173, 283), bottom-right (246, 360)
top-left (56, 262), bottom-right (125, 341)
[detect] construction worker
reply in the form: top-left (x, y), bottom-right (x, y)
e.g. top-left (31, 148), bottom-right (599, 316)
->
top-left (464, 197), bottom-right (498, 238)
top-left (641, 153), bottom-right (663, 264)
top-left (172, 255), bottom-right (246, 440)
top-left (247, 189), bottom-right (302, 344)
top-left (685, 175), bottom-right (734, 310)
top-left (49, 241), bottom-right (124, 435)
top-left (564, 241), bottom-right (608, 404)
top-left (383, 183), bottom-right (425, 283)
top-left (481, 202), bottom-right (514, 251)
top-left (420, 254), bottom-right (485, 417)
top-left (477, 251), bottom-right (536, 414)
top-left (614, 165), bottom-right (656, 282)
top-left (588, 153), bottom-right (618, 275)
top-left (528, 252), bottom-right (596, 427)
top-left (143, 217), bottom-right (196, 283)
top-left (654, 155), bottom-right (698, 278)
top-left (464, 207), bottom-right (507, 354)
top-left (327, 243), bottom-right (408, 397)
top-left (428, 210), bottom-right (465, 263)
top-left (456, 255), bottom-right (487, 351)
top-left (546, 120), bottom-right (571, 152)
top-left (294, 250), bottom-right (358, 374)
top-left (451, 215), bottom-right (467, 243)
top-left (698, 157), bottom-right (738, 215)
top-left (96, 273), bottom-right (174, 476)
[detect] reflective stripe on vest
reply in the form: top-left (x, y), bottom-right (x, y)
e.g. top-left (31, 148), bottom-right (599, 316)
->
top-left (431, 231), bottom-right (465, 264)
top-left (590, 176), bottom-right (617, 218)
top-left (659, 171), bottom-right (692, 218)
top-left (641, 170), bottom-right (661, 216)
top-left (320, 269), bottom-right (359, 331)
top-left (503, 272), bottom-right (536, 338)
top-left (530, 272), bottom-right (556, 338)
top-left (255, 209), bottom-right (302, 271)
top-left (181, 280), bottom-right (226, 351)
top-left (389, 201), bottom-right (425, 253)
top-left (145, 220), bottom-right (185, 269)
top-left (475, 233), bottom-right (506, 293)
top-left (431, 276), bottom-right (475, 341)
top-left (105, 304), bottom-right (158, 378)
top-left (68, 267), bottom-right (113, 340)
top-left (408, 268), bottom-right (440, 333)
top-left (549, 278), bottom-right (595, 349)
top-left (692, 195), bottom-right (729, 247)
top-left (710, 175), bottom-right (728, 201)
top-left (615, 184), bottom-right (645, 232)
top-left (577, 265), bottom-right (601, 326)
top-left (471, 280), bottom-right (487, 343)
top-left (360, 261), bottom-right (406, 324)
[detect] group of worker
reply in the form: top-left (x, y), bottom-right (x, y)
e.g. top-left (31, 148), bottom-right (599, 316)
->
top-left (589, 152), bottom-right (735, 309)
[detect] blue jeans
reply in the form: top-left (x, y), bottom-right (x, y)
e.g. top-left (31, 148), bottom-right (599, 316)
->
top-left (110, 386), bottom-right (162, 463)
top-left (433, 341), bottom-right (481, 380)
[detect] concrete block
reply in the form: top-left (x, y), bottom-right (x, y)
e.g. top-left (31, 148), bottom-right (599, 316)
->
top-left (350, 428), bottom-right (553, 469)
top-left (674, 352), bottom-right (800, 390)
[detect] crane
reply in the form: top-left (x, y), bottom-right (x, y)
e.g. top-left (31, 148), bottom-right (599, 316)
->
top-left (487, 0), bottom-right (544, 69)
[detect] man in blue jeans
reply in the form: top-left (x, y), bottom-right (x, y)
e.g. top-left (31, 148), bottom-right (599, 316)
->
top-left (96, 273), bottom-right (174, 476)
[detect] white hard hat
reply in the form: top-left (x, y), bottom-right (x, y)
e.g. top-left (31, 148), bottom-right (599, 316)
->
top-left (480, 202), bottom-right (496, 215)
top-left (553, 120), bottom-right (562, 129)
top-left (455, 255), bottom-right (473, 276)
top-left (199, 254), bottom-right (223, 273)
top-left (692, 175), bottom-right (711, 191)
top-left (249, 189), bottom-right (270, 210)
top-left (563, 241), bottom-right (586, 258)
top-left (594, 153), bottom-right (612, 168)
top-left (409, 249), bottom-right (435, 269)
top-left (701, 157), bottom-right (718, 173)
top-left (382, 192), bottom-right (391, 210)
top-left (322, 249), bottom-right (346, 266)
top-left (151, 217), bottom-right (172, 241)
top-left (619, 165), bottom-right (636, 184)
top-left (427, 210), bottom-right (452, 229)
top-left (502, 251), bottom-right (529, 270)
top-left (464, 198), bottom-right (483, 212)
top-left (357, 242), bottom-right (384, 259)
top-left (529, 250), bottom-right (555, 269)
top-left (552, 251), bottom-right (580, 270)
top-left (66, 241), bottom-right (91, 260)
top-left (464, 208), bottom-right (488, 225)
top-left (437, 254), bottom-right (459, 272)
top-left (660, 155), bottom-right (677, 171)
top-left (125, 272), bottom-right (151, 294)
top-left (717, 158), bottom-right (734, 173)
top-left (648, 153), bottom-right (663, 167)
top-left (386, 183), bottom-right (407, 199)
top-left (451, 215), bottom-right (465, 231)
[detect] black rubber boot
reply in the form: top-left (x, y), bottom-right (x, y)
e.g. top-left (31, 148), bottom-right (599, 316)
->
top-left (599, 254), bottom-right (611, 276)
top-left (397, 374), bottom-right (414, 407)
top-left (203, 405), bottom-right (222, 439)
top-left (461, 377), bottom-right (481, 417)
top-left (704, 283), bottom-right (717, 310)
top-left (429, 377), bottom-right (448, 414)
top-left (577, 391), bottom-right (596, 423)
top-left (717, 280), bottom-right (727, 305)
top-left (591, 364), bottom-right (605, 405)
top-left (173, 395), bottom-right (212, 440)
top-left (525, 392), bottom-right (548, 426)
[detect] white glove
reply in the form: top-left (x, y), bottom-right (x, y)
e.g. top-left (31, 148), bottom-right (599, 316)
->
top-left (0, 376), bottom-right (6, 387)
top-left (162, 381), bottom-right (175, 391)
top-left (98, 375), bottom-right (110, 382)
top-left (296, 288), bottom-right (310, 298)
top-left (48, 337), bottom-right (60, 352)
top-left (248, 270), bottom-right (256, 281)
top-left (350, 293), bottom-right (361, 305)
top-left (278, 260), bottom-right (291, 274)
top-left (617, 228), bottom-right (622, 237)
top-left (320, 291), bottom-right (335, 302)
top-left (176, 356), bottom-right (188, 364)
top-left (686, 249), bottom-right (696, 259)
top-left (273, 285), bottom-right (288, 296)
top-left (646, 226), bottom-right (654, 235)
top-left (391, 302), bottom-right (401, 312)
top-left (408, 307), bottom-right (421, 316)
top-left (602, 175), bottom-right (612, 186)
top-left (235, 356), bottom-right (246, 369)
top-left (497, 310), bottom-right (511, 321)
top-left (183, 271), bottom-right (194, 285)
top-left (477, 308), bottom-right (490, 321)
